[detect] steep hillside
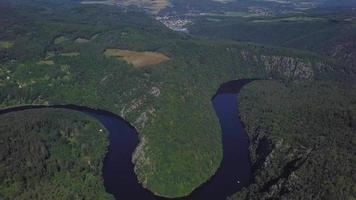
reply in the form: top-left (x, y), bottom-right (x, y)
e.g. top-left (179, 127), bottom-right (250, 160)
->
top-left (233, 80), bottom-right (356, 200)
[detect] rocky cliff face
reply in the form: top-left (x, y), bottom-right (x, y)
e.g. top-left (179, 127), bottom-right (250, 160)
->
top-left (261, 55), bottom-right (314, 80)
top-left (329, 36), bottom-right (356, 74)
top-left (240, 50), bottom-right (334, 80)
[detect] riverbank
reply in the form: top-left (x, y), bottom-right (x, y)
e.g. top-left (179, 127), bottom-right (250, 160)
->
top-left (0, 79), bottom-right (255, 200)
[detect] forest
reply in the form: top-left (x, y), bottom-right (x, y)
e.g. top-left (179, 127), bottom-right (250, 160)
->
top-left (0, 108), bottom-right (112, 199)
top-left (233, 80), bottom-right (356, 200)
top-left (0, 0), bottom-right (355, 199)
top-left (189, 9), bottom-right (356, 75)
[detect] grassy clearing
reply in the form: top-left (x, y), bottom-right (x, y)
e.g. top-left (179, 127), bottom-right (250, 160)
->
top-left (74, 37), bottom-right (90, 43)
top-left (201, 11), bottom-right (256, 18)
top-left (54, 36), bottom-right (69, 44)
top-left (81, 0), bottom-right (115, 5)
top-left (45, 51), bottom-right (55, 60)
top-left (81, 0), bottom-right (169, 13)
top-left (119, 0), bottom-right (170, 14)
top-left (60, 52), bottom-right (80, 57)
top-left (207, 18), bottom-right (222, 22)
top-left (212, 0), bottom-right (234, 3)
top-left (0, 41), bottom-right (14, 49)
top-left (104, 48), bottom-right (169, 68)
top-left (37, 60), bottom-right (55, 65)
top-left (252, 16), bottom-right (325, 23)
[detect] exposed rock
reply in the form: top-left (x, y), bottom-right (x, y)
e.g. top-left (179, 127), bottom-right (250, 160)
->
top-left (261, 55), bottom-right (314, 80)
top-left (150, 87), bottom-right (161, 97)
top-left (240, 50), bottom-right (323, 80)
top-left (120, 97), bottom-right (146, 118)
top-left (316, 62), bottom-right (334, 73)
top-left (134, 112), bottom-right (149, 128)
top-left (74, 37), bottom-right (90, 43)
top-left (134, 106), bottom-right (156, 129)
top-left (132, 135), bottom-right (154, 186)
top-left (241, 50), bottom-right (259, 63)
top-left (328, 39), bottom-right (356, 74)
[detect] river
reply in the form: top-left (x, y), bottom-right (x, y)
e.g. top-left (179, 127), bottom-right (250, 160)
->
top-left (0, 79), bottom-right (254, 200)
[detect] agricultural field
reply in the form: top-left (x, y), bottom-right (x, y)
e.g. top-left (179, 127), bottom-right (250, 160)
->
top-left (117, 0), bottom-right (170, 14)
top-left (251, 16), bottom-right (325, 22)
top-left (0, 41), bottom-right (13, 49)
top-left (82, 0), bottom-right (170, 13)
top-left (104, 48), bottom-right (170, 68)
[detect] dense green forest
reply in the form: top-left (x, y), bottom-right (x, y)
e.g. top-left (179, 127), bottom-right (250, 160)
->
top-left (0, 108), bottom-right (112, 200)
top-left (0, 0), bottom-right (355, 199)
top-left (189, 10), bottom-right (356, 75)
top-left (232, 80), bottom-right (356, 200)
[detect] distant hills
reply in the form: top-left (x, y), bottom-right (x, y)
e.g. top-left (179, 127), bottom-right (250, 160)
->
top-left (322, 0), bottom-right (356, 7)
top-left (79, 0), bottom-right (170, 13)
top-left (79, 0), bottom-right (356, 15)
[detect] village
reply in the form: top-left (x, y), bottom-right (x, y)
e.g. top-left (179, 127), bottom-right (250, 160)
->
top-left (156, 16), bottom-right (192, 33)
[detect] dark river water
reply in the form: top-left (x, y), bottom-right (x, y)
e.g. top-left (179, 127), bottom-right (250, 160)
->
top-left (0, 79), bottom-right (254, 200)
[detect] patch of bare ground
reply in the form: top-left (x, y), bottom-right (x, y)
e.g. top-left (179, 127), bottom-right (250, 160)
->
top-left (104, 48), bottom-right (170, 68)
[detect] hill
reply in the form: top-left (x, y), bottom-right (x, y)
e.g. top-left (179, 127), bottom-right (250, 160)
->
top-left (189, 10), bottom-right (356, 76)
top-left (234, 80), bottom-right (356, 199)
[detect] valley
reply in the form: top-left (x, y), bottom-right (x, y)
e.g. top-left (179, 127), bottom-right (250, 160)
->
top-left (0, 0), bottom-right (355, 200)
